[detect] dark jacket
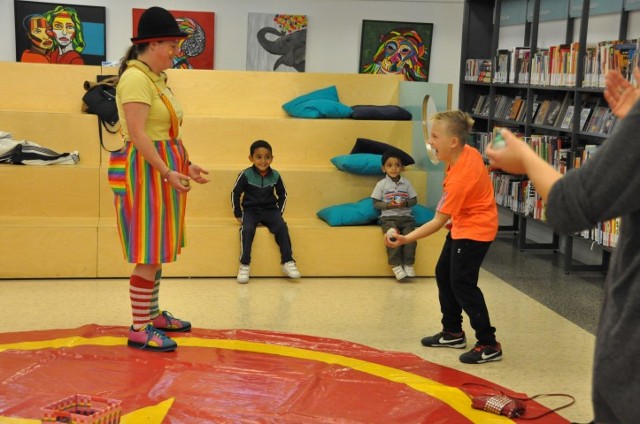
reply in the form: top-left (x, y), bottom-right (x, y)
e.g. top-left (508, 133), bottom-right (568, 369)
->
top-left (231, 165), bottom-right (287, 218)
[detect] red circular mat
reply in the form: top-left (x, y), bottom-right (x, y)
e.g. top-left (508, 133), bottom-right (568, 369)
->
top-left (0, 325), bottom-right (568, 423)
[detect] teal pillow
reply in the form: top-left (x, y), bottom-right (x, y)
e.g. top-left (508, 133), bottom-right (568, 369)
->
top-left (317, 197), bottom-right (380, 226)
top-left (412, 204), bottom-right (435, 225)
top-left (330, 153), bottom-right (384, 175)
top-left (283, 86), bottom-right (353, 118)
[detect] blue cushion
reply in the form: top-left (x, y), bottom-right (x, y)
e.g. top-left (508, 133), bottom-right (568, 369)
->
top-left (317, 197), bottom-right (380, 226)
top-left (330, 153), bottom-right (384, 175)
top-left (282, 86), bottom-right (353, 118)
top-left (412, 204), bottom-right (435, 226)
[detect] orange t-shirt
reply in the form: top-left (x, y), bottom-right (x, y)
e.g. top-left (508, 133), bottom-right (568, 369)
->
top-left (437, 145), bottom-right (498, 241)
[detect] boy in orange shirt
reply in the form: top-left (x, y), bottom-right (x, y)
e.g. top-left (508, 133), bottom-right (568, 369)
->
top-left (386, 110), bottom-right (501, 364)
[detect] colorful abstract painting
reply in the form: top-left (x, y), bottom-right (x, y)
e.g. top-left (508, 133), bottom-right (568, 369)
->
top-left (246, 12), bottom-right (307, 72)
top-left (132, 8), bottom-right (215, 70)
top-left (14, 0), bottom-right (106, 65)
top-left (359, 20), bottom-right (433, 81)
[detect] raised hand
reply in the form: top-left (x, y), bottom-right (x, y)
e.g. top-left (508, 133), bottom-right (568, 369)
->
top-left (604, 67), bottom-right (640, 119)
top-left (485, 129), bottom-right (531, 175)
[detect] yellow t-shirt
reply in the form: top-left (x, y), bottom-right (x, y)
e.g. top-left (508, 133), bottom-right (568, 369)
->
top-left (116, 60), bottom-right (183, 141)
top-left (437, 145), bottom-right (498, 242)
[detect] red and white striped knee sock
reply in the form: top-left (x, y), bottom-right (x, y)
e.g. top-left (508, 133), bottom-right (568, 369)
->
top-left (129, 274), bottom-right (155, 330)
top-left (149, 269), bottom-right (161, 320)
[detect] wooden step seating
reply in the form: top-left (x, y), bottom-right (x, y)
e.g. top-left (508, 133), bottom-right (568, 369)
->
top-left (0, 63), bottom-right (103, 278)
top-left (0, 62), bottom-right (445, 278)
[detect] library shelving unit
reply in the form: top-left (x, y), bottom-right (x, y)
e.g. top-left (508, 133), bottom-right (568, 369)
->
top-left (459, 0), bottom-right (634, 273)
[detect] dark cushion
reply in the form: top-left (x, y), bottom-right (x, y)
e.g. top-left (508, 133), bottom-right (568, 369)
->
top-left (350, 138), bottom-right (415, 166)
top-left (351, 105), bottom-right (412, 120)
top-left (282, 85), bottom-right (353, 119)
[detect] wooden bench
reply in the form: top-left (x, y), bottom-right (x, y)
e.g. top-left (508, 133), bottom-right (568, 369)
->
top-left (0, 61), bottom-right (447, 278)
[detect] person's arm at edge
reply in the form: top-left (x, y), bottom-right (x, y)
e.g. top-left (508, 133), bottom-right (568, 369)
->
top-left (486, 128), bottom-right (562, 202)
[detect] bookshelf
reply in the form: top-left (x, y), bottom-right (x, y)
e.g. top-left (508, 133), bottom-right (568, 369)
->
top-left (460, 0), bottom-right (629, 273)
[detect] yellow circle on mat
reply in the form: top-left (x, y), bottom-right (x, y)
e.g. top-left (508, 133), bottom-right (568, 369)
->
top-left (0, 335), bottom-right (515, 423)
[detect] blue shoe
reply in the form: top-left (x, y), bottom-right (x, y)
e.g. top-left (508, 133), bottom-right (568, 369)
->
top-left (152, 310), bottom-right (191, 332)
top-left (127, 324), bottom-right (177, 352)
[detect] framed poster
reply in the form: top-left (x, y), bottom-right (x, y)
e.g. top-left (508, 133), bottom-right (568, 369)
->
top-left (359, 19), bottom-right (433, 81)
top-left (133, 8), bottom-right (215, 70)
top-left (14, 0), bottom-right (106, 65)
top-left (246, 12), bottom-right (307, 72)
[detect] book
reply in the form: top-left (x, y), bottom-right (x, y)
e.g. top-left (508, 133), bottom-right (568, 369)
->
top-left (587, 106), bottom-right (607, 133)
top-left (479, 96), bottom-right (491, 116)
top-left (544, 100), bottom-right (561, 126)
top-left (554, 93), bottom-right (573, 126)
top-left (529, 101), bottom-right (540, 122)
top-left (560, 105), bottom-right (574, 129)
top-left (579, 107), bottom-right (592, 131)
top-left (513, 47), bottom-right (531, 84)
top-left (495, 95), bottom-right (512, 119)
top-left (471, 94), bottom-right (484, 114)
top-left (477, 59), bottom-right (493, 83)
top-left (599, 111), bottom-right (617, 134)
top-left (508, 97), bottom-right (524, 120)
top-left (515, 98), bottom-right (528, 121)
top-left (501, 97), bottom-right (515, 119)
top-left (534, 100), bottom-right (551, 125)
top-left (494, 49), bottom-right (511, 83)
top-left (473, 95), bottom-right (488, 115)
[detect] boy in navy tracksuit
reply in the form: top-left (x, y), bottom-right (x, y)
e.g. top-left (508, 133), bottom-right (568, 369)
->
top-left (231, 140), bottom-right (300, 283)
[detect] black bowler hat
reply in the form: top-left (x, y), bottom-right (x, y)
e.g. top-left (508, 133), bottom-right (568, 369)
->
top-left (131, 6), bottom-right (187, 44)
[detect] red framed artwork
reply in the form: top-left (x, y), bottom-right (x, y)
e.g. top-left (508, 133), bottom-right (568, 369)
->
top-left (132, 8), bottom-right (215, 70)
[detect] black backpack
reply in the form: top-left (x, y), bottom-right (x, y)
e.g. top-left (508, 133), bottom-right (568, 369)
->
top-left (82, 75), bottom-right (120, 151)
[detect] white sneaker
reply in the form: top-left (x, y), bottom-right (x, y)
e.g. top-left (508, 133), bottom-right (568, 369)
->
top-left (237, 264), bottom-right (250, 284)
top-left (392, 265), bottom-right (407, 281)
top-left (404, 265), bottom-right (416, 278)
top-left (282, 261), bottom-right (301, 279)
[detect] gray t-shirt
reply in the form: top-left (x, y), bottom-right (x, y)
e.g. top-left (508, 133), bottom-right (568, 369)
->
top-left (546, 100), bottom-right (640, 423)
top-left (371, 175), bottom-right (418, 217)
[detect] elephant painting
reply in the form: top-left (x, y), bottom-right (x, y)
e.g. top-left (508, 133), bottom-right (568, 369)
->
top-left (256, 27), bottom-right (306, 72)
top-left (247, 13), bottom-right (308, 72)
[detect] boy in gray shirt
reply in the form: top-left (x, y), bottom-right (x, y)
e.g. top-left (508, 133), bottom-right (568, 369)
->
top-left (371, 150), bottom-right (418, 281)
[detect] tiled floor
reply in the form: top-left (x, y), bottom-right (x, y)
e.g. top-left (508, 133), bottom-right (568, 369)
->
top-left (0, 233), bottom-right (603, 423)
top-left (484, 232), bottom-right (605, 335)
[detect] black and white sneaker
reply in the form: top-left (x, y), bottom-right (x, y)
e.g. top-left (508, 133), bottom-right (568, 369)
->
top-left (420, 331), bottom-right (466, 349)
top-left (459, 342), bottom-right (502, 364)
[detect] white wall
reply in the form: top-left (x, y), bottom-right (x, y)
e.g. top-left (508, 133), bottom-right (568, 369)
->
top-left (0, 0), bottom-right (464, 105)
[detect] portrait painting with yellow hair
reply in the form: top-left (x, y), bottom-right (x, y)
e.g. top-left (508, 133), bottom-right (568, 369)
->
top-left (14, 0), bottom-right (106, 65)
